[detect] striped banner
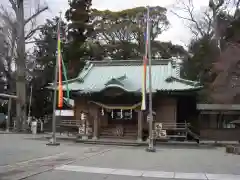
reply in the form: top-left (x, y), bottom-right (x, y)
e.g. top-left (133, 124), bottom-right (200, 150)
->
top-left (141, 28), bottom-right (148, 110)
top-left (61, 53), bottom-right (70, 103)
top-left (141, 55), bottom-right (147, 110)
top-left (57, 22), bottom-right (63, 108)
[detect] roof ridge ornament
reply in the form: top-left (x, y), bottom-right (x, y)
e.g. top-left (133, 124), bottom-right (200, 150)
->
top-left (105, 74), bottom-right (127, 87)
top-left (117, 74), bottom-right (127, 81)
top-left (105, 78), bottom-right (124, 87)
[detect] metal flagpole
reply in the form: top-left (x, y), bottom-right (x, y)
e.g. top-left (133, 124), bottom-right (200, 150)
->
top-left (46, 12), bottom-right (62, 146)
top-left (146, 6), bottom-right (156, 152)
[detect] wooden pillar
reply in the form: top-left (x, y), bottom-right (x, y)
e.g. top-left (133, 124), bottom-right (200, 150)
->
top-left (6, 98), bottom-right (12, 132)
top-left (93, 110), bottom-right (99, 140)
top-left (137, 111), bottom-right (143, 142)
top-left (198, 112), bottom-right (202, 143)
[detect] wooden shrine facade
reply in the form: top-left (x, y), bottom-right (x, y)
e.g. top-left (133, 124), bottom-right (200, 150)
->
top-left (70, 91), bottom-right (198, 141)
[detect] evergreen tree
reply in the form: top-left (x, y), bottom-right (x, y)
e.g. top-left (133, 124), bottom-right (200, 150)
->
top-left (65, 0), bottom-right (93, 78)
top-left (31, 17), bottom-right (67, 118)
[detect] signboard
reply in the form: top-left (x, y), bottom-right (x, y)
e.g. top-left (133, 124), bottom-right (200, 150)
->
top-left (154, 123), bottom-right (162, 130)
top-left (154, 122), bottom-right (167, 139)
top-left (78, 126), bottom-right (85, 135)
top-left (159, 130), bottom-right (167, 137)
top-left (55, 110), bottom-right (74, 116)
top-left (78, 125), bottom-right (92, 135)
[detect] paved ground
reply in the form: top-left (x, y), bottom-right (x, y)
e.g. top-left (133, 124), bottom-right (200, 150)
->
top-left (0, 134), bottom-right (240, 180)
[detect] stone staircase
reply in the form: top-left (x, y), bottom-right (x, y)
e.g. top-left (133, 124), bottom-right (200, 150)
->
top-left (100, 125), bottom-right (137, 139)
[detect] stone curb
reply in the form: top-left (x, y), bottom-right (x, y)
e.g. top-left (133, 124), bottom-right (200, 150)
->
top-left (0, 132), bottom-right (30, 134)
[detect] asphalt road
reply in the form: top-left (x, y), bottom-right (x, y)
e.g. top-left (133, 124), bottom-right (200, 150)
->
top-left (0, 134), bottom-right (240, 180)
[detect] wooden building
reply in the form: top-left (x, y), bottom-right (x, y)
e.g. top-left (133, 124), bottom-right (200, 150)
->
top-left (197, 104), bottom-right (240, 141)
top-left (52, 59), bottom-right (202, 141)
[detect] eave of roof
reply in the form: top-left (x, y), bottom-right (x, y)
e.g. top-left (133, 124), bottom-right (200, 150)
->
top-left (88, 59), bottom-right (172, 66)
top-left (197, 104), bottom-right (240, 111)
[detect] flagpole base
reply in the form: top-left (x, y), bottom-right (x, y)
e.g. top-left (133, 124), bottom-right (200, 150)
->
top-left (46, 142), bottom-right (60, 146)
top-left (145, 147), bottom-right (156, 152)
top-left (46, 137), bottom-right (60, 146)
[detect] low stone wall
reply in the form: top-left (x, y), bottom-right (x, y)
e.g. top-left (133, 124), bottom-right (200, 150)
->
top-left (200, 129), bottom-right (240, 141)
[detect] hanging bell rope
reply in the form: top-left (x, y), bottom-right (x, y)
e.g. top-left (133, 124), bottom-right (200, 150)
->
top-left (120, 109), bottom-right (123, 119)
top-left (101, 108), bottom-right (104, 116)
top-left (111, 110), bottom-right (114, 118)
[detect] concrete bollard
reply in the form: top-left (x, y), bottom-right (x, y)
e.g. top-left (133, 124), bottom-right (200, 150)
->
top-left (226, 145), bottom-right (240, 155)
top-left (31, 121), bottom-right (37, 134)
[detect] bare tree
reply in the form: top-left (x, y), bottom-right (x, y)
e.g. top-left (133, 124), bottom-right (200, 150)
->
top-left (171, 0), bottom-right (230, 40)
top-left (0, 0), bottom-right (48, 131)
top-left (171, 0), bottom-right (213, 39)
top-left (172, 0), bottom-right (240, 40)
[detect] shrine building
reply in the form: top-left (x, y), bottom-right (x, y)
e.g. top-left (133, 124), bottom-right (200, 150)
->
top-left (52, 59), bottom-right (202, 141)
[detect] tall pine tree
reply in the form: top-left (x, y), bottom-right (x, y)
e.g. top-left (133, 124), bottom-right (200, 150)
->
top-left (65, 0), bottom-right (93, 78)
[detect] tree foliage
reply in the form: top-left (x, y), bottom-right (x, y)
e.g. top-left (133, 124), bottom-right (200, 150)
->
top-left (89, 6), bottom-right (187, 60)
top-left (65, 0), bottom-right (93, 78)
top-left (91, 6), bottom-right (169, 43)
top-left (181, 36), bottom-right (219, 102)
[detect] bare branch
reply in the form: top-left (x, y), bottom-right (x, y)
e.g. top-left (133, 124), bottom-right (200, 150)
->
top-left (171, 10), bottom-right (192, 22)
top-left (216, 0), bottom-right (225, 10)
top-left (8, 0), bottom-right (17, 13)
top-left (203, 11), bottom-right (213, 34)
top-left (236, 0), bottom-right (240, 9)
top-left (0, 6), bottom-right (16, 28)
top-left (24, 6), bottom-right (48, 25)
top-left (234, 0), bottom-right (240, 18)
top-left (25, 25), bottom-right (43, 40)
top-left (25, 40), bottom-right (43, 44)
top-left (172, 0), bottom-right (214, 39)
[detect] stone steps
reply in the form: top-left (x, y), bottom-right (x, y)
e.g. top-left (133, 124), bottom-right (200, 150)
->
top-left (100, 126), bottom-right (137, 139)
top-left (76, 138), bottom-right (146, 146)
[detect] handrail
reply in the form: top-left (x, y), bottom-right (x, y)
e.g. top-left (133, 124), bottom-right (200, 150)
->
top-left (60, 120), bottom-right (81, 126)
top-left (160, 123), bottom-right (189, 127)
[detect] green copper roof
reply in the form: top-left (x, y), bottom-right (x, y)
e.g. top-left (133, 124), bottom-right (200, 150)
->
top-left (51, 59), bottom-right (202, 93)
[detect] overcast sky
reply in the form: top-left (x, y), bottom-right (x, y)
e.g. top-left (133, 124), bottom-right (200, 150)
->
top-left (1, 0), bottom-right (210, 46)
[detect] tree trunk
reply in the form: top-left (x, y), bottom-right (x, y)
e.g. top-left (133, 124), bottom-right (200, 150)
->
top-left (16, 0), bottom-right (27, 131)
